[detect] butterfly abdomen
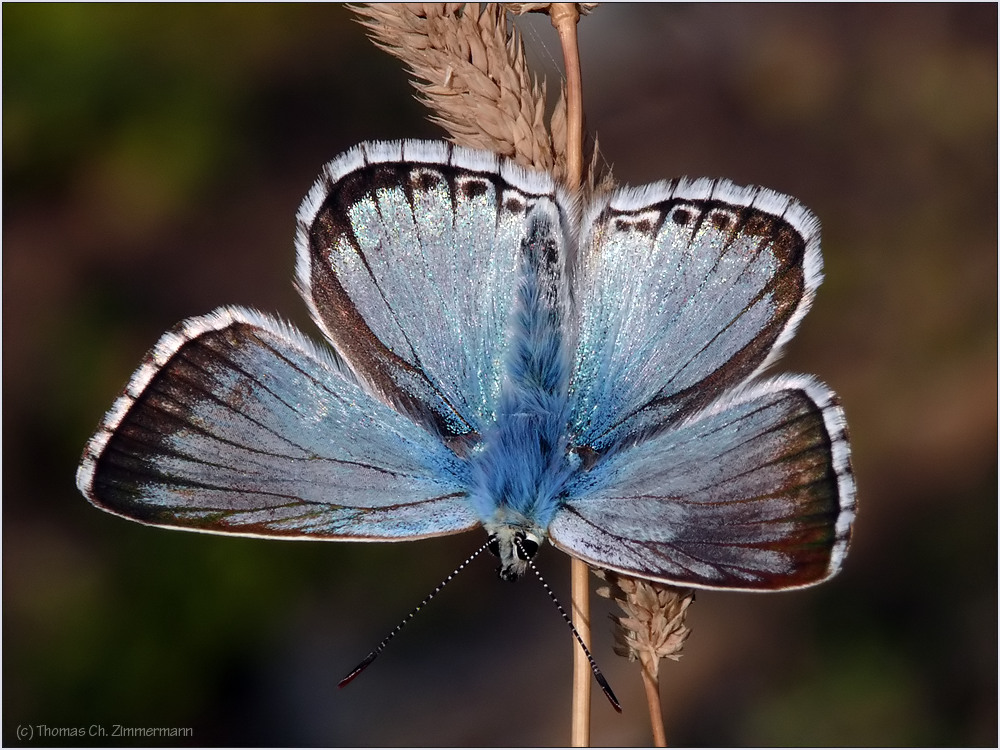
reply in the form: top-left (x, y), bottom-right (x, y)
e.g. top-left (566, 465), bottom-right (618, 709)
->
top-left (470, 200), bottom-right (575, 533)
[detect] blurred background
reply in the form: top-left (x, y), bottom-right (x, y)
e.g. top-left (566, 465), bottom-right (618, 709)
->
top-left (4, 4), bottom-right (996, 746)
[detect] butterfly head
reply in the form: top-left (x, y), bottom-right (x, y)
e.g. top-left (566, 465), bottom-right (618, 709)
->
top-left (486, 526), bottom-right (543, 581)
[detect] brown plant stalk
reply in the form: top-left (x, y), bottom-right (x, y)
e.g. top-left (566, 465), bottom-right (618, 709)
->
top-left (596, 570), bottom-right (696, 746)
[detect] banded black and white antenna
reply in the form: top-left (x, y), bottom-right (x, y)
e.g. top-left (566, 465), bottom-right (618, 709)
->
top-left (338, 539), bottom-right (492, 687)
top-left (339, 536), bottom-right (622, 715)
top-left (515, 537), bottom-right (622, 713)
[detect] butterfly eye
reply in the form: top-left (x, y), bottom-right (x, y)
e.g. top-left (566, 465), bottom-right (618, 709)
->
top-left (515, 535), bottom-right (539, 560)
top-left (486, 536), bottom-right (501, 557)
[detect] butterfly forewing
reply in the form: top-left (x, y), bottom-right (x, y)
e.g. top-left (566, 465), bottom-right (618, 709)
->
top-left (296, 141), bottom-right (565, 441)
top-left (77, 306), bottom-right (478, 540)
top-left (553, 376), bottom-right (855, 590)
top-left (569, 180), bottom-right (820, 451)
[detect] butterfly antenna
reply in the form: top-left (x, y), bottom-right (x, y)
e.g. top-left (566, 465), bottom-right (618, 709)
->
top-left (517, 540), bottom-right (622, 713)
top-left (338, 539), bottom-right (492, 688)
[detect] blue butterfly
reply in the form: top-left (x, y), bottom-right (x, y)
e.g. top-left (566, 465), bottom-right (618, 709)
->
top-left (77, 140), bottom-right (855, 593)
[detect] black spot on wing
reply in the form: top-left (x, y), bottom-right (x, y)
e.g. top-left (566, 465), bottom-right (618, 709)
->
top-left (671, 208), bottom-right (691, 226)
top-left (459, 178), bottom-right (490, 199)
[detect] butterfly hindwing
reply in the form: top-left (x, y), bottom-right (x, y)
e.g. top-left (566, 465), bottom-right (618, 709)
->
top-left (296, 140), bottom-right (568, 443)
top-left (76, 306), bottom-right (478, 540)
top-left (569, 179), bottom-right (821, 451)
top-left (552, 376), bottom-right (855, 590)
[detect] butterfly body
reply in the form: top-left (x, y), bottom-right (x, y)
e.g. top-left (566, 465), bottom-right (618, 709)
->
top-left (79, 140), bottom-right (855, 592)
top-left (468, 202), bottom-right (576, 577)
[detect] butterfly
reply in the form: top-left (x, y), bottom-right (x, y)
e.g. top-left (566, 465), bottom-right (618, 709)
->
top-left (77, 139), bottom-right (855, 595)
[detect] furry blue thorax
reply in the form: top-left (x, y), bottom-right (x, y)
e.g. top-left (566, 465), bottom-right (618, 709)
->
top-left (469, 207), bottom-right (575, 546)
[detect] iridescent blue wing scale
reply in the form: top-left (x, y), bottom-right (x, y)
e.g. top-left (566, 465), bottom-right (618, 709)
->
top-left (555, 376), bottom-right (855, 590)
top-left (569, 179), bottom-right (822, 450)
top-left (295, 141), bottom-right (564, 444)
top-left (76, 306), bottom-right (478, 540)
